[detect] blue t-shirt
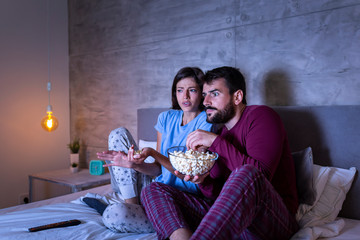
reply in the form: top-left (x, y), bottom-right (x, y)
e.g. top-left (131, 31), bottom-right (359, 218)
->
top-left (154, 110), bottom-right (212, 195)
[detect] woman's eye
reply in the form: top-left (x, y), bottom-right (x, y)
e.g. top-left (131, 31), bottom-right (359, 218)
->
top-left (190, 89), bottom-right (197, 93)
top-left (177, 89), bottom-right (183, 93)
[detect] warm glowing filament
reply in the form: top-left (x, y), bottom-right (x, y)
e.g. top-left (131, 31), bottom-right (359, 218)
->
top-left (41, 111), bottom-right (59, 132)
top-left (46, 114), bottom-right (53, 128)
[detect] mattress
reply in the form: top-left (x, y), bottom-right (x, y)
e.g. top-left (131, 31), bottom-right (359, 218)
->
top-left (0, 185), bottom-right (157, 240)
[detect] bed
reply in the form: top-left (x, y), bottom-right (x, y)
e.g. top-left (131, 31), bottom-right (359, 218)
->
top-left (0, 106), bottom-right (359, 240)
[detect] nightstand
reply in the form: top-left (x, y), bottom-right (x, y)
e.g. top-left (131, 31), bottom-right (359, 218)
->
top-left (29, 169), bottom-right (111, 202)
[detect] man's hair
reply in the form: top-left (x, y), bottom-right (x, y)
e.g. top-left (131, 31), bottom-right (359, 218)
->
top-left (171, 67), bottom-right (205, 110)
top-left (204, 66), bottom-right (247, 104)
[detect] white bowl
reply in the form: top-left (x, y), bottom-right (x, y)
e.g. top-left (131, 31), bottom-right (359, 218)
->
top-left (167, 146), bottom-right (218, 176)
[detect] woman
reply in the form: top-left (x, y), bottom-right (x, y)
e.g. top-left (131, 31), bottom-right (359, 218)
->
top-left (85, 67), bottom-right (212, 233)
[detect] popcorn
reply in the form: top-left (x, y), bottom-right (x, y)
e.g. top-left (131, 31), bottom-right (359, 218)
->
top-left (168, 147), bottom-right (218, 176)
top-left (134, 150), bottom-right (142, 155)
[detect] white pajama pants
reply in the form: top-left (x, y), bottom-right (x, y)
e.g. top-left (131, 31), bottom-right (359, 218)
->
top-left (107, 127), bottom-right (152, 200)
top-left (104, 127), bottom-right (154, 233)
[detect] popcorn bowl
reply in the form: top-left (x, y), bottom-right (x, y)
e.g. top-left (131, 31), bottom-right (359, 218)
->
top-left (167, 146), bottom-right (218, 176)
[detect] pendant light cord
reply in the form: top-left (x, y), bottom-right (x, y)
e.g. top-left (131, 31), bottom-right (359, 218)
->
top-left (47, 0), bottom-right (51, 107)
top-left (41, 0), bottom-right (58, 131)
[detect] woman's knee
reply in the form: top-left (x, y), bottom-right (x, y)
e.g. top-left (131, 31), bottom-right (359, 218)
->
top-left (109, 127), bottom-right (130, 141)
top-left (108, 127), bottom-right (135, 151)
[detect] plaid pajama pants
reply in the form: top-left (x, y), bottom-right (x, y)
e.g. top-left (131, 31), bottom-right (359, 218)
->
top-left (141, 164), bottom-right (299, 240)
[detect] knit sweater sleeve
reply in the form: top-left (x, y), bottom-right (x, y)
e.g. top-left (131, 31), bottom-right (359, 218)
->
top-left (199, 106), bottom-right (286, 199)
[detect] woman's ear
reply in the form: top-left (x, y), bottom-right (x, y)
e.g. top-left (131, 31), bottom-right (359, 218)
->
top-left (233, 90), bottom-right (244, 105)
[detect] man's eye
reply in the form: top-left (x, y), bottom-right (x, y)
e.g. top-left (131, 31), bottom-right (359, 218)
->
top-left (211, 92), bottom-right (219, 97)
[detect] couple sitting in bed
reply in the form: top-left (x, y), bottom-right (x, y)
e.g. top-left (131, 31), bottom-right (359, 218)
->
top-left (85, 66), bottom-right (299, 240)
top-left (85, 66), bottom-right (211, 233)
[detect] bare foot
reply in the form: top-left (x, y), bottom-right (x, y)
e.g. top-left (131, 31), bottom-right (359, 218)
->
top-left (125, 197), bottom-right (139, 205)
top-left (170, 228), bottom-right (192, 240)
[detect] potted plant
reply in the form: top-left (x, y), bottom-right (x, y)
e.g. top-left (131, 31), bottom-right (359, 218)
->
top-left (70, 162), bottom-right (79, 173)
top-left (68, 138), bottom-right (80, 166)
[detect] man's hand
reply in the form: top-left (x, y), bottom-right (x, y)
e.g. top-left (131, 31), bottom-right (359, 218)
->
top-left (186, 129), bottom-right (218, 151)
top-left (174, 170), bottom-right (210, 184)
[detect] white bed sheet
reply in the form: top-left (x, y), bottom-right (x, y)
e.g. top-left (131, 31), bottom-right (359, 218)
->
top-left (0, 184), bottom-right (114, 215)
top-left (292, 217), bottom-right (360, 240)
top-left (0, 185), bottom-right (157, 240)
top-left (318, 218), bottom-right (360, 240)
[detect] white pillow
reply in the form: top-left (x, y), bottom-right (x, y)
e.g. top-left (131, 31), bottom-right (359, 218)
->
top-left (296, 165), bottom-right (331, 224)
top-left (138, 139), bottom-right (157, 163)
top-left (139, 139), bottom-right (157, 149)
top-left (297, 164), bottom-right (356, 228)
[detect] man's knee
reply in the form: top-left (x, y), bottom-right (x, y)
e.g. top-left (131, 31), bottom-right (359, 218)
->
top-left (235, 164), bottom-right (260, 175)
top-left (141, 182), bottom-right (162, 195)
top-left (230, 164), bottom-right (265, 185)
top-left (141, 182), bottom-right (165, 201)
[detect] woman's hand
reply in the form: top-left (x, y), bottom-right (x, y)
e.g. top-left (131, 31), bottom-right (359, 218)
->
top-left (98, 150), bottom-right (134, 168)
top-left (131, 147), bottom-right (153, 164)
top-left (174, 171), bottom-right (209, 184)
top-left (98, 145), bottom-right (143, 168)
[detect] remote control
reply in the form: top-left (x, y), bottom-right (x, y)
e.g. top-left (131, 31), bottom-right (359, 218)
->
top-left (28, 219), bottom-right (81, 232)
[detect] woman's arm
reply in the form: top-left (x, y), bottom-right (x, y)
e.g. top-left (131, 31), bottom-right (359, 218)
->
top-left (131, 131), bottom-right (163, 176)
top-left (132, 161), bottom-right (162, 177)
top-left (129, 132), bottom-right (174, 175)
top-left (156, 132), bottom-right (162, 152)
top-left (98, 149), bottom-right (162, 177)
top-left (132, 131), bottom-right (163, 176)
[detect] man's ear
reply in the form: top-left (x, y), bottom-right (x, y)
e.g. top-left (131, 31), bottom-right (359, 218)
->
top-left (233, 90), bottom-right (243, 105)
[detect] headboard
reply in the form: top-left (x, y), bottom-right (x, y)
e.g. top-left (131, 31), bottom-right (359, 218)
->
top-left (137, 108), bottom-right (167, 142)
top-left (137, 106), bottom-right (360, 219)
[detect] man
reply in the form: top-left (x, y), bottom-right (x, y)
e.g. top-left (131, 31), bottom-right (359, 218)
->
top-left (141, 66), bottom-right (299, 240)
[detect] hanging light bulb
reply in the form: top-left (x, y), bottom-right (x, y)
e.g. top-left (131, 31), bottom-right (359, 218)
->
top-left (41, 82), bottom-right (59, 132)
top-left (41, 0), bottom-right (58, 132)
top-left (41, 105), bottom-right (59, 132)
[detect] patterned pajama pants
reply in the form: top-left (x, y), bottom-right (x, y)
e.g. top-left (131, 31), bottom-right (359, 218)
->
top-left (141, 164), bottom-right (299, 240)
top-left (108, 127), bottom-right (152, 200)
top-left (103, 127), bottom-right (154, 233)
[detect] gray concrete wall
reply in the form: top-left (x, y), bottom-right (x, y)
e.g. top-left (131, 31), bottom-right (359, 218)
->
top-left (68, 0), bottom-right (360, 165)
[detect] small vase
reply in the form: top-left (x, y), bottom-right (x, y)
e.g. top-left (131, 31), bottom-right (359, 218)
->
top-left (70, 166), bottom-right (79, 173)
top-left (70, 153), bottom-right (79, 165)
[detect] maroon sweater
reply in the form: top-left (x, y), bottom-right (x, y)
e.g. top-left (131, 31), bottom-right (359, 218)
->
top-left (199, 105), bottom-right (299, 215)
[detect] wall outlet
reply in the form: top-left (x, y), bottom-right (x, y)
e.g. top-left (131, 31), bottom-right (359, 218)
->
top-left (19, 193), bottom-right (29, 204)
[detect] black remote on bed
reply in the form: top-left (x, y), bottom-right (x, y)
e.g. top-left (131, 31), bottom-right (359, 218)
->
top-left (28, 219), bottom-right (81, 232)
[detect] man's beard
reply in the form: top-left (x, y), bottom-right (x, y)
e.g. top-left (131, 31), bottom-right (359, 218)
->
top-left (205, 101), bottom-right (236, 124)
